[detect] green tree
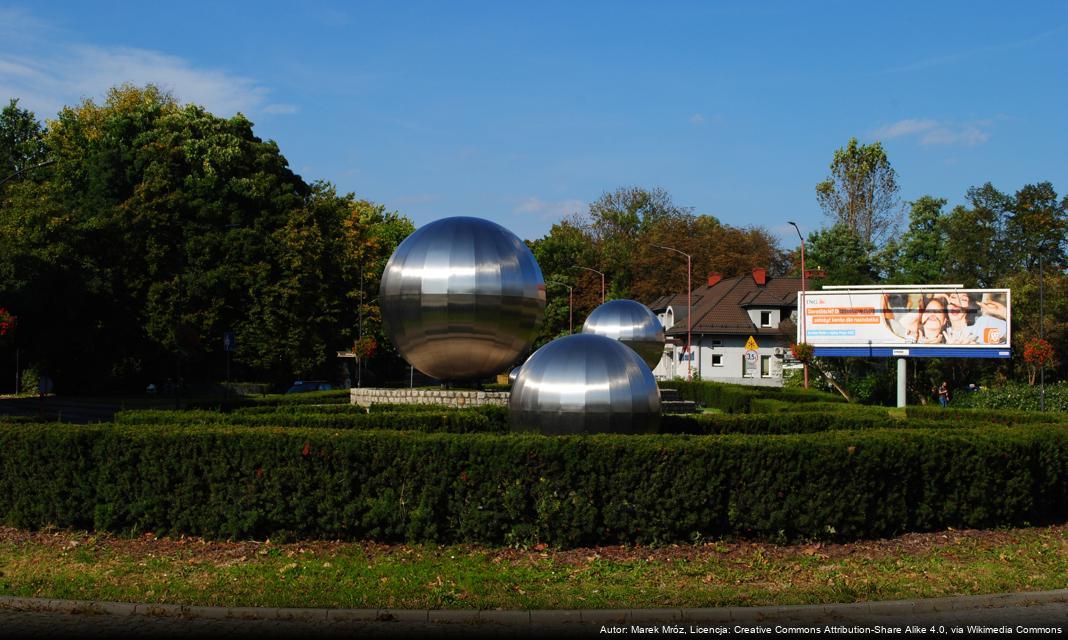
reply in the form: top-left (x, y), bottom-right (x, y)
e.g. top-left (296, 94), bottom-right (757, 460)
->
top-left (0, 84), bottom-right (416, 391)
top-left (1005, 181), bottom-right (1067, 273)
top-left (815, 138), bottom-right (901, 246)
top-left (0, 99), bottom-right (47, 180)
top-left (881, 196), bottom-right (948, 284)
top-left (804, 223), bottom-right (878, 286)
top-left (941, 183), bottom-right (1012, 287)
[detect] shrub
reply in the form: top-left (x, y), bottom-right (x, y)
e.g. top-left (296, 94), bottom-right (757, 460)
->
top-left (661, 380), bottom-right (843, 413)
top-left (0, 422), bottom-right (1065, 545)
top-left (951, 381), bottom-right (1068, 413)
top-left (114, 409), bottom-right (503, 434)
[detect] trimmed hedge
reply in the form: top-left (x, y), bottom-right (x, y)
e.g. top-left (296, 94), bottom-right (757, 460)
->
top-left (186, 389), bottom-right (350, 412)
top-left (662, 380), bottom-right (843, 413)
top-left (906, 406), bottom-right (1068, 426)
top-left (114, 409), bottom-right (504, 434)
top-left (1, 422), bottom-right (1065, 545)
top-left (658, 412), bottom-right (980, 435)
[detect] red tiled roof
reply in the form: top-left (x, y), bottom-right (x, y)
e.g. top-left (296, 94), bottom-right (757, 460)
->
top-left (647, 274), bottom-right (801, 336)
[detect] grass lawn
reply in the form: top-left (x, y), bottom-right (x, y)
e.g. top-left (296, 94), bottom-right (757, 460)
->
top-left (1, 525), bottom-right (1065, 609)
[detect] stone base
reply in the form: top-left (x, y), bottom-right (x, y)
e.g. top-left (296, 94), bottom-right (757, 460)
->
top-left (351, 387), bottom-right (510, 409)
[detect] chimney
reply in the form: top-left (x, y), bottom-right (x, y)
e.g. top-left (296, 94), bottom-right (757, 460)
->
top-left (707, 272), bottom-right (722, 287)
top-left (752, 267), bottom-right (767, 286)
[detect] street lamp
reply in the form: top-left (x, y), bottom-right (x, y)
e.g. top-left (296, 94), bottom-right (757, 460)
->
top-left (0, 159), bottom-right (55, 188)
top-left (569, 266), bottom-right (605, 303)
top-left (652, 243), bottom-right (692, 380)
top-left (788, 221), bottom-right (809, 389)
top-left (547, 281), bottom-right (574, 334)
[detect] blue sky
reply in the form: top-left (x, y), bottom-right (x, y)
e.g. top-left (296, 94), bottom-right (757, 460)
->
top-left (2, 1), bottom-right (1066, 247)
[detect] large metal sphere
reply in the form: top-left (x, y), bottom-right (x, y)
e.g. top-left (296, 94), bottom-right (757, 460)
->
top-left (510, 334), bottom-right (661, 435)
top-left (582, 299), bottom-right (665, 368)
top-left (379, 217), bottom-right (546, 381)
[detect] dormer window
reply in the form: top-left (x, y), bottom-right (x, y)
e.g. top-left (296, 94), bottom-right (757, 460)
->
top-left (760, 311), bottom-right (772, 327)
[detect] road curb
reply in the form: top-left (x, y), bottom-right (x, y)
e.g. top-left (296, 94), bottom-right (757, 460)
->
top-left (2, 590), bottom-right (1066, 626)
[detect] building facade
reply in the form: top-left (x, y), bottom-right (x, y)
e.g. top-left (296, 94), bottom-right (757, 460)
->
top-left (648, 269), bottom-right (800, 386)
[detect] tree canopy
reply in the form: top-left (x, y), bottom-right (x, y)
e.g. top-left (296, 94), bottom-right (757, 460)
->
top-left (0, 85), bottom-right (412, 391)
top-left (815, 137), bottom-right (901, 246)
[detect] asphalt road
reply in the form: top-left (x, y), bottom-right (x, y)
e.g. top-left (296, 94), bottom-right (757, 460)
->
top-left (1, 593), bottom-right (1065, 639)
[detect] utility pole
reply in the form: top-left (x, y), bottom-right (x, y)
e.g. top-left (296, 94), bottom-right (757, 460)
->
top-left (788, 222), bottom-right (809, 389)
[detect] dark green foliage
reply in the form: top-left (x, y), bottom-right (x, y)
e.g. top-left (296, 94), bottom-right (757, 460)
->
top-left (662, 380), bottom-right (842, 413)
top-left (950, 381), bottom-right (1068, 413)
top-left (906, 405), bottom-right (1067, 425)
top-left (114, 409), bottom-right (503, 434)
top-left (186, 390), bottom-right (350, 412)
top-left (1, 422), bottom-right (1066, 545)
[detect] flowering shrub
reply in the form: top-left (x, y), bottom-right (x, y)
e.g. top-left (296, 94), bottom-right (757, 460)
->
top-left (0, 307), bottom-right (15, 336)
top-left (790, 342), bottom-right (814, 364)
top-left (1023, 338), bottom-right (1055, 385)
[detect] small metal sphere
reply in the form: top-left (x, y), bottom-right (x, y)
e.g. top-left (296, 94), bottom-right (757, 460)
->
top-left (581, 299), bottom-right (665, 369)
top-left (379, 217), bottom-right (546, 382)
top-left (510, 334), bottom-right (661, 435)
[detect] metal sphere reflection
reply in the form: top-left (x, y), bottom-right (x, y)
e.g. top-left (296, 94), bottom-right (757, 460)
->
top-left (582, 299), bottom-right (665, 368)
top-left (379, 217), bottom-right (546, 381)
top-left (510, 333), bottom-right (661, 435)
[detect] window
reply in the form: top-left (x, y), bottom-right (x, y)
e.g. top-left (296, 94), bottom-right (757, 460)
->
top-left (760, 311), bottom-right (772, 327)
top-left (711, 354), bottom-right (723, 367)
top-left (761, 355), bottom-right (772, 377)
top-left (743, 355), bottom-right (755, 377)
top-left (709, 339), bottom-right (722, 346)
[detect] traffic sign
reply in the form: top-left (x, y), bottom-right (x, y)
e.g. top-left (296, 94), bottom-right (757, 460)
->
top-left (744, 351), bottom-right (758, 363)
top-left (745, 335), bottom-right (759, 351)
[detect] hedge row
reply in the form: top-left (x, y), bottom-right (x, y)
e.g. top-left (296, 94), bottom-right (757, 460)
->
top-left (186, 389), bottom-right (351, 412)
top-left (952, 381), bottom-right (1068, 413)
top-left (658, 412), bottom-right (980, 435)
top-left (662, 380), bottom-right (843, 413)
top-left (120, 406), bottom-right (1042, 437)
top-left (2, 423), bottom-right (1065, 545)
top-left (906, 405), bottom-right (1068, 426)
top-left (114, 409), bottom-right (504, 434)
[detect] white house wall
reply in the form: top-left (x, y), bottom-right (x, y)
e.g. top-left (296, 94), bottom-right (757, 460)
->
top-left (652, 335), bottom-right (786, 387)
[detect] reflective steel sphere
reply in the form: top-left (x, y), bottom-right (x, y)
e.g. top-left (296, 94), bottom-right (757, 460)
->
top-left (508, 366), bottom-right (521, 385)
top-left (510, 333), bottom-right (661, 435)
top-left (379, 217), bottom-right (546, 381)
top-left (582, 299), bottom-right (665, 368)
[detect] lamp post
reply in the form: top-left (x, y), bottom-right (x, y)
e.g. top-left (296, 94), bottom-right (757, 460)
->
top-left (569, 265), bottom-right (605, 303)
top-left (0, 159), bottom-right (55, 188)
top-left (652, 243), bottom-right (692, 380)
top-left (1040, 250), bottom-right (1045, 412)
top-left (547, 281), bottom-right (574, 334)
top-left (788, 221), bottom-right (809, 389)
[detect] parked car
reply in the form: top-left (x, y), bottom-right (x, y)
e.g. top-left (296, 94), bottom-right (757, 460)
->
top-left (285, 380), bottom-right (333, 394)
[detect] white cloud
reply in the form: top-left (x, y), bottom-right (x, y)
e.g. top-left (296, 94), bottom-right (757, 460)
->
top-left (0, 19), bottom-right (294, 119)
top-left (514, 197), bottom-right (585, 221)
top-left (689, 113), bottom-right (705, 126)
top-left (871, 118), bottom-right (991, 147)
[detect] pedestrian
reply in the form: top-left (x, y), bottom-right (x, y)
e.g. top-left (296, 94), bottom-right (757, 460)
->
top-left (938, 380), bottom-right (950, 408)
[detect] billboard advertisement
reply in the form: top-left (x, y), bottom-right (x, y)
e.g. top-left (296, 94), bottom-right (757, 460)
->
top-left (799, 288), bottom-right (1011, 358)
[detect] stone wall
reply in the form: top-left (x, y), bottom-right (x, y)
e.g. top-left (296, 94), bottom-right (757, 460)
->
top-left (351, 387), bottom-right (511, 409)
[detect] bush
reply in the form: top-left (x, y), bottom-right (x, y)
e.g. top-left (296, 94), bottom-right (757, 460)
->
top-left (1, 422), bottom-right (1065, 545)
top-left (114, 409), bottom-right (503, 434)
top-left (951, 381), bottom-right (1068, 413)
top-left (906, 406), bottom-right (1068, 426)
top-left (662, 380), bottom-right (843, 413)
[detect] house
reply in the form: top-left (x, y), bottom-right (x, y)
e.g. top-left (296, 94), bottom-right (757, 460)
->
top-left (647, 268), bottom-right (801, 386)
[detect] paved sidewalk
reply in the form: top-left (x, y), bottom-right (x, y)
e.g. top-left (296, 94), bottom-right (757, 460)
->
top-left (1, 591), bottom-right (1066, 638)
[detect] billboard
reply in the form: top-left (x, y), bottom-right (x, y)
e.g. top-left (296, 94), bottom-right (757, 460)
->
top-left (799, 288), bottom-right (1011, 359)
